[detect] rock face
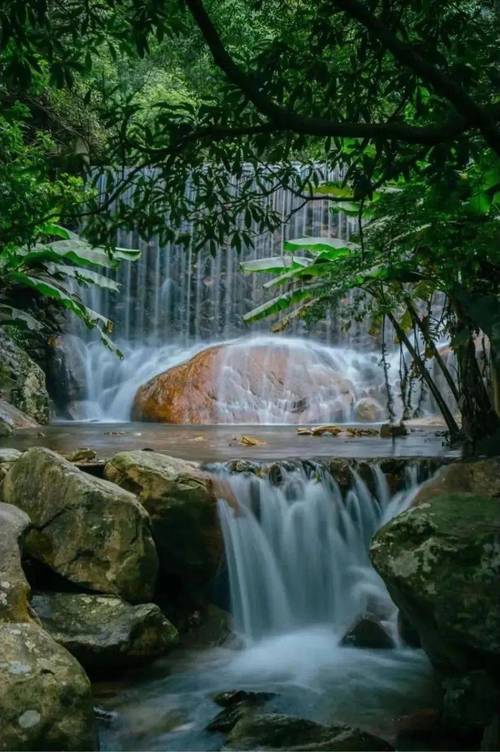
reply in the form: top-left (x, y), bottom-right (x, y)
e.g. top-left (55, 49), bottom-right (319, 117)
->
top-left (104, 451), bottom-right (222, 589)
top-left (226, 713), bottom-right (393, 751)
top-left (0, 503), bottom-right (33, 624)
top-left (0, 331), bottom-right (49, 424)
top-left (370, 492), bottom-right (500, 672)
top-left (132, 341), bottom-right (360, 424)
top-left (411, 456), bottom-right (500, 506)
top-left (0, 399), bottom-right (38, 435)
top-left (3, 447), bottom-right (158, 603)
top-left (0, 448), bottom-right (21, 488)
top-left (32, 592), bottom-right (178, 670)
top-left (46, 334), bottom-right (88, 415)
top-left (341, 615), bottom-right (394, 649)
top-left (353, 398), bottom-right (384, 422)
top-left (0, 622), bottom-right (98, 751)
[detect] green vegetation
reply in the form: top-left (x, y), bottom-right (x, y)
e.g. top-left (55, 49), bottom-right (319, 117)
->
top-left (0, 0), bottom-right (499, 441)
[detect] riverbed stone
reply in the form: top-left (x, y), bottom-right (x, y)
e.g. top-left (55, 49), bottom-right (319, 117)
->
top-left (370, 492), bottom-right (500, 672)
top-left (341, 615), bottom-right (394, 649)
top-left (0, 398), bottom-right (38, 435)
top-left (3, 447), bottom-right (158, 603)
top-left (0, 622), bottom-right (98, 750)
top-left (225, 713), bottom-right (393, 750)
top-left (104, 450), bottom-right (222, 590)
top-left (411, 456), bottom-right (500, 507)
top-left (0, 503), bottom-right (33, 624)
top-left (31, 592), bottom-right (178, 670)
top-left (0, 448), bottom-right (21, 490)
top-left (0, 330), bottom-right (49, 424)
top-left (353, 397), bottom-right (384, 422)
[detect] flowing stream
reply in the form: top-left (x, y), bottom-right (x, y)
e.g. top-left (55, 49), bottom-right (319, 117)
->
top-left (97, 462), bottom-right (436, 751)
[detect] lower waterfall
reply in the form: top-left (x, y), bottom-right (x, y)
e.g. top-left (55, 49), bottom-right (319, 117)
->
top-left (218, 462), bottom-right (416, 642)
top-left (98, 462), bottom-right (436, 751)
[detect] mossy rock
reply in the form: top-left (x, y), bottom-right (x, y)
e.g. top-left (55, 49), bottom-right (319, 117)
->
top-left (370, 492), bottom-right (500, 672)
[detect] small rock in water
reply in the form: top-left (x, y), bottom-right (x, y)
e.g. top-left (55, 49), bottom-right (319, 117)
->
top-left (207, 690), bottom-right (276, 734)
top-left (310, 424), bottom-right (342, 436)
top-left (380, 422), bottom-right (409, 438)
top-left (296, 427), bottom-right (313, 435)
top-left (67, 447), bottom-right (97, 463)
top-left (341, 615), bottom-right (395, 649)
top-left (93, 706), bottom-right (118, 724)
top-left (213, 690), bottom-right (276, 708)
top-left (233, 435), bottom-right (267, 447)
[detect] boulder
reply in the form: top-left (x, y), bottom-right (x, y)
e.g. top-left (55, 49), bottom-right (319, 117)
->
top-left (0, 330), bottom-right (49, 424)
top-left (0, 622), bottom-right (97, 750)
top-left (132, 341), bottom-right (357, 424)
top-left (0, 503), bottom-right (33, 623)
top-left (370, 493), bottom-right (500, 672)
top-left (380, 422), bottom-right (408, 438)
top-left (441, 671), bottom-right (499, 737)
top-left (0, 398), bottom-right (38, 434)
top-left (226, 713), bottom-right (392, 750)
top-left (412, 456), bottom-right (500, 507)
top-left (353, 398), bottom-right (384, 422)
top-left (0, 448), bottom-right (21, 488)
top-left (31, 592), bottom-right (178, 671)
top-left (46, 334), bottom-right (88, 413)
top-left (208, 690), bottom-right (275, 733)
top-left (104, 451), bottom-right (222, 589)
top-left (3, 447), bottom-right (158, 603)
top-left (341, 615), bottom-right (394, 649)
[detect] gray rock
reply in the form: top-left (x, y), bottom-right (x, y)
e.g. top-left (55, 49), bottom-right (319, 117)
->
top-left (0, 399), bottom-right (38, 433)
top-left (411, 456), bottom-right (500, 507)
top-left (226, 713), bottom-right (393, 750)
top-left (341, 615), bottom-right (394, 649)
top-left (104, 450), bottom-right (222, 590)
top-left (46, 334), bottom-right (88, 410)
top-left (0, 503), bottom-right (34, 624)
top-left (208, 690), bottom-right (275, 733)
top-left (442, 671), bottom-right (500, 735)
top-left (0, 622), bottom-right (98, 750)
top-left (0, 448), bottom-right (21, 490)
top-left (371, 492), bottom-right (500, 672)
top-left (0, 330), bottom-right (49, 424)
top-left (32, 592), bottom-right (178, 670)
top-left (3, 447), bottom-right (159, 603)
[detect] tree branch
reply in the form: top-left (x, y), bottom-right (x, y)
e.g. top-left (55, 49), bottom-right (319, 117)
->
top-left (183, 0), bottom-right (472, 147)
top-left (330, 0), bottom-right (500, 155)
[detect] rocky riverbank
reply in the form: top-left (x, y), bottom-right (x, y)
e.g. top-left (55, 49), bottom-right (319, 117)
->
top-left (0, 447), bottom-right (499, 750)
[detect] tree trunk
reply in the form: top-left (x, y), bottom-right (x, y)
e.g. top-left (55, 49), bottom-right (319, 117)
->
top-left (455, 333), bottom-right (500, 442)
top-left (388, 313), bottom-right (461, 439)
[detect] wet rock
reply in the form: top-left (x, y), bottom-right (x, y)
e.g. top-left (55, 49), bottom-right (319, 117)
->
top-left (46, 334), bottom-right (88, 412)
top-left (182, 604), bottom-right (233, 648)
top-left (380, 422), bottom-right (408, 438)
top-left (0, 398), bottom-right (38, 434)
top-left (395, 709), bottom-right (442, 751)
top-left (370, 492), bottom-right (500, 672)
top-left (3, 447), bottom-right (158, 603)
top-left (208, 690), bottom-right (276, 733)
top-left (353, 397), bottom-right (384, 422)
top-left (0, 503), bottom-right (34, 623)
top-left (104, 450), bottom-right (222, 591)
top-left (225, 713), bottom-right (393, 750)
top-left (66, 447), bottom-right (98, 463)
top-left (341, 615), bottom-right (394, 649)
top-left (442, 671), bottom-right (500, 737)
top-left (397, 611), bottom-right (421, 648)
top-left (0, 622), bottom-right (98, 750)
top-left (411, 456), bottom-right (500, 507)
top-left (132, 341), bottom-right (357, 424)
top-left (0, 330), bottom-right (49, 424)
top-left (31, 592), bottom-right (178, 671)
top-left (0, 448), bottom-right (21, 489)
top-left (214, 690), bottom-right (277, 708)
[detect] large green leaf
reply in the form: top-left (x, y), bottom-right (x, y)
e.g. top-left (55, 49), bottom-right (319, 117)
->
top-left (283, 237), bottom-right (356, 253)
top-left (243, 286), bottom-right (321, 323)
top-left (241, 256), bottom-right (312, 274)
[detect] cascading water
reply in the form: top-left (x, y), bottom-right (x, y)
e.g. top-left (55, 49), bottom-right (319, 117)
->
top-left (97, 462), bottom-right (435, 752)
top-left (217, 462), bottom-right (417, 642)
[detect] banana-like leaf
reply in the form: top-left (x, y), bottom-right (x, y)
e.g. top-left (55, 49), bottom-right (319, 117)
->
top-left (271, 298), bottom-right (325, 332)
top-left (0, 304), bottom-right (43, 330)
top-left (284, 237), bottom-right (357, 253)
top-left (44, 262), bottom-right (119, 291)
top-left (241, 256), bottom-right (312, 274)
top-left (243, 286), bottom-right (322, 323)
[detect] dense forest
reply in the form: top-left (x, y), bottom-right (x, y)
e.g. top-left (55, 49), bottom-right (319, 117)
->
top-left (1, 0), bottom-right (499, 444)
top-left (0, 5), bottom-right (500, 752)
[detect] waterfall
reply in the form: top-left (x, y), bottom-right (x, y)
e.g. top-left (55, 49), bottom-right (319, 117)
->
top-left (217, 462), bottom-right (419, 643)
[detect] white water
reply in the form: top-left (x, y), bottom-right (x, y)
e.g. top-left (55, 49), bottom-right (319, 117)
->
top-left (66, 334), bottom-right (408, 422)
top-left (218, 462), bottom-right (418, 642)
top-left (98, 463), bottom-right (435, 751)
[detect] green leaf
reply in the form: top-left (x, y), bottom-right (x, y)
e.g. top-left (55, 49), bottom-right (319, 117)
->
top-left (243, 287), bottom-right (321, 323)
top-left (241, 256), bottom-right (312, 274)
top-left (283, 237), bottom-right (356, 253)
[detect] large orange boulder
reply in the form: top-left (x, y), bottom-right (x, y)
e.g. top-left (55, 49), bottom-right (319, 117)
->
top-left (132, 338), bottom-right (365, 424)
